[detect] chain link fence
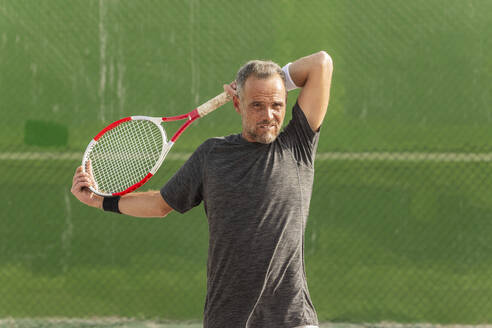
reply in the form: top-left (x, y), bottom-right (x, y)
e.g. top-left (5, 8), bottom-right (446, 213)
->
top-left (1, 0), bottom-right (492, 326)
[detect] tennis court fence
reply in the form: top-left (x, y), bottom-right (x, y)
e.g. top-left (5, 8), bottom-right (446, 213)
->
top-left (2, 0), bottom-right (492, 324)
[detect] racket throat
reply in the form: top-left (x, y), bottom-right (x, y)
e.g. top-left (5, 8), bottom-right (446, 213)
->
top-left (170, 116), bottom-right (198, 142)
top-left (162, 109), bottom-right (200, 122)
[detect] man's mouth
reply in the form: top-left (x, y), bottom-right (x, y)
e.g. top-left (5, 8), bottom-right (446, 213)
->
top-left (257, 122), bottom-right (277, 129)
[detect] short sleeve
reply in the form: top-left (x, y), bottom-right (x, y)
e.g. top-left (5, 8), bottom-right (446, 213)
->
top-left (160, 142), bottom-right (209, 214)
top-left (279, 101), bottom-right (320, 167)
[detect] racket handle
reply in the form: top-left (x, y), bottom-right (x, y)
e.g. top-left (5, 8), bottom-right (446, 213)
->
top-left (196, 91), bottom-right (231, 117)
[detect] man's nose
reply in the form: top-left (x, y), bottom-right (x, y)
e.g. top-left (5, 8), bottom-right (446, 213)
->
top-left (266, 107), bottom-right (275, 120)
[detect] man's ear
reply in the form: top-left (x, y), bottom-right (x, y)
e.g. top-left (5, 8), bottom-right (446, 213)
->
top-left (233, 95), bottom-right (241, 115)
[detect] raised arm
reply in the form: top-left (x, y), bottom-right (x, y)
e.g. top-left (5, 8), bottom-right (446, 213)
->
top-left (71, 166), bottom-right (173, 218)
top-left (288, 51), bottom-right (333, 131)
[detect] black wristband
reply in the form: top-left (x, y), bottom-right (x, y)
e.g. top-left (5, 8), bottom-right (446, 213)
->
top-left (103, 196), bottom-right (121, 214)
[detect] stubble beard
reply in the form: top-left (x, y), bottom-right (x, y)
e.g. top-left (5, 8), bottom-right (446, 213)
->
top-left (244, 122), bottom-right (279, 144)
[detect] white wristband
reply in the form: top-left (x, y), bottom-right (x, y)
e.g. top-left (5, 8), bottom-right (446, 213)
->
top-left (282, 62), bottom-right (299, 92)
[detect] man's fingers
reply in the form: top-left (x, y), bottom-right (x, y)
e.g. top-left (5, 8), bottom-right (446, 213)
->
top-left (71, 165), bottom-right (102, 208)
top-left (74, 175), bottom-right (93, 188)
top-left (223, 84), bottom-right (232, 96)
top-left (73, 166), bottom-right (83, 182)
top-left (73, 172), bottom-right (89, 185)
top-left (223, 82), bottom-right (237, 98)
top-left (72, 178), bottom-right (90, 192)
top-left (72, 167), bottom-right (95, 194)
top-left (75, 166), bottom-right (83, 174)
top-left (84, 161), bottom-right (96, 183)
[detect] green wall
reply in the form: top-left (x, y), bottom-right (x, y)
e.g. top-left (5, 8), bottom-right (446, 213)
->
top-left (1, 0), bottom-right (492, 323)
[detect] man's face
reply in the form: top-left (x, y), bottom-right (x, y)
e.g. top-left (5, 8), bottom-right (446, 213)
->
top-left (234, 75), bottom-right (287, 144)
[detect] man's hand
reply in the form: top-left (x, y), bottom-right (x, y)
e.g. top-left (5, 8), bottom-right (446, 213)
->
top-left (71, 166), bottom-right (103, 209)
top-left (223, 81), bottom-right (237, 98)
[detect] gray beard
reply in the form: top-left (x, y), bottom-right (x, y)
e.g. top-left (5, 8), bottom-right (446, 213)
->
top-left (245, 129), bottom-right (278, 144)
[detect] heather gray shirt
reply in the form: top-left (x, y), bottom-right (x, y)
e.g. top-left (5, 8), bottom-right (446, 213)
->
top-left (161, 102), bottom-right (319, 328)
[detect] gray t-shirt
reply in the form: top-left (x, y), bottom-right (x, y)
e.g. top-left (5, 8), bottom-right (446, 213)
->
top-left (161, 102), bottom-right (319, 328)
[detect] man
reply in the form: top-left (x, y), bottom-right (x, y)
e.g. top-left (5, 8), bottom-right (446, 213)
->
top-left (72, 51), bottom-right (333, 328)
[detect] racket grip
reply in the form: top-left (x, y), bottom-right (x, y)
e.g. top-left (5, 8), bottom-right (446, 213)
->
top-left (196, 91), bottom-right (231, 117)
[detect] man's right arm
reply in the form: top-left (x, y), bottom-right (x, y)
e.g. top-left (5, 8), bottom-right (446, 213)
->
top-left (118, 190), bottom-right (173, 217)
top-left (71, 166), bottom-right (173, 218)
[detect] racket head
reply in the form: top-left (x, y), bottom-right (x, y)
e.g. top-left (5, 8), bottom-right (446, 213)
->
top-left (82, 116), bottom-right (171, 197)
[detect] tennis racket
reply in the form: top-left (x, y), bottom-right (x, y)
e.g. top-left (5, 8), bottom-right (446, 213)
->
top-left (82, 91), bottom-right (231, 197)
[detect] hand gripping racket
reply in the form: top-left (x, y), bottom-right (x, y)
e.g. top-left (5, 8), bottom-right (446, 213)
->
top-left (82, 91), bottom-right (231, 197)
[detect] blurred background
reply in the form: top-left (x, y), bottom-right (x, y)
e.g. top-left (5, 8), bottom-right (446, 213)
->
top-left (1, 0), bottom-right (492, 326)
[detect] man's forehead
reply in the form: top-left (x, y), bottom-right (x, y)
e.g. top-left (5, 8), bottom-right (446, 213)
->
top-left (243, 75), bottom-right (286, 98)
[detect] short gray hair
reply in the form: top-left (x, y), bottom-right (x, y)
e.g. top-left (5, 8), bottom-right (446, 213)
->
top-left (235, 60), bottom-right (286, 99)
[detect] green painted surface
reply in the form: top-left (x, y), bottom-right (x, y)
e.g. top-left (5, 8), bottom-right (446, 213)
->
top-left (1, 0), bottom-right (492, 324)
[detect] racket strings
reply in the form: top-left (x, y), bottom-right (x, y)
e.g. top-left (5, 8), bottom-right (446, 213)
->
top-left (88, 120), bottom-right (165, 194)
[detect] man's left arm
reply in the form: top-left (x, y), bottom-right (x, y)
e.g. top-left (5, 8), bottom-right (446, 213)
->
top-left (287, 51), bottom-right (333, 132)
